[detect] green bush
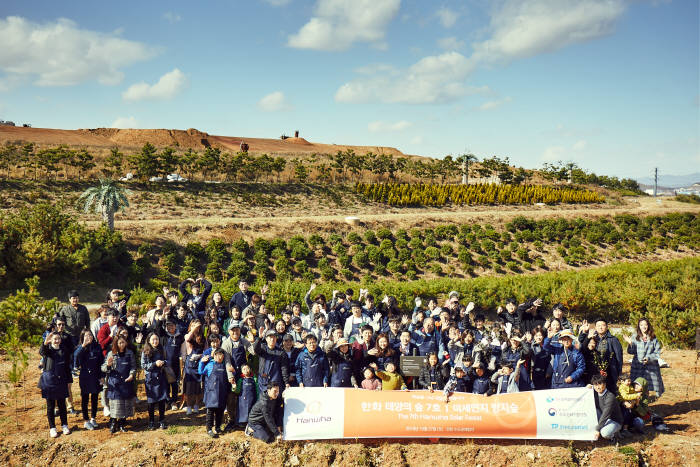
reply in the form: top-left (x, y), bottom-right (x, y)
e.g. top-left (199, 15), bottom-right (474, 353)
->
top-left (353, 251), bottom-right (369, 269)
top-left (347, 232), bottom-right (363, 245)
top-left (0, 276), bottom-right (58, 346)
top-left (376, 228), bottom-right (392, 240)
top-left (425, 246), bottom-right (440, 260)
top-left (363, 230), bottom-right (377, 244)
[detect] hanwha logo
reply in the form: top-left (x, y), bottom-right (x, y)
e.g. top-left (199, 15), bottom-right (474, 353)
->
top-left (548, 408), bottom-right (557, 416)
top-left (306, 401), bottom-right (322, 415)
top-left (546, 397), bottom-right (555, 403)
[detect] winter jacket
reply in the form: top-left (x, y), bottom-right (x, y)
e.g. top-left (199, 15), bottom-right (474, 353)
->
top-left (102, 349), bottom-right (136, 400)
top-left (418, 363), bottom-right (448, 390)
top-left (544, 338), bottom-right (585, 388)
top-left (179, 279), bottom-right (212, 320)
top-left (248, 392), bottom-right (283, 437)
top-left (141, 348), bottom-right (169, 403)
top-left (39, 343), bottom-right (72, 400)
top-left (295, 348), bottom-right (330, 387)
top-left (253, 338), bottom-right (289, 391)
top-left (73, 342), bottom-right (104, 394)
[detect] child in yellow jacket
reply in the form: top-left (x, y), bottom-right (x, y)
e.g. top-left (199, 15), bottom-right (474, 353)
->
top-left (370, 362), bottom-right (407, 390)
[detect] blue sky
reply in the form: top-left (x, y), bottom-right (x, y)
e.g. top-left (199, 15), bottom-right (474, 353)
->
top-left (0, 0), bottom-right (697, 178)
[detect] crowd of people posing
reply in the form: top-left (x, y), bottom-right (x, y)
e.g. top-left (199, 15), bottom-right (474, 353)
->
top-left (38, 278), bottom-right (669, 443)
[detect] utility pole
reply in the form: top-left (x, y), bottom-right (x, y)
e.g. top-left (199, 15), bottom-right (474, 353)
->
top-left (654, 167), bottom-right (658, 197)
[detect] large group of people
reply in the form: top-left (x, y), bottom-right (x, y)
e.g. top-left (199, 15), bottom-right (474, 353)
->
top-left (38, 278), bottom-right (669, 442)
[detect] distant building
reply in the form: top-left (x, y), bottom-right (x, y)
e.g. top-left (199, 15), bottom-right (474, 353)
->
top-left (0, 120), bottom-right (16, 126)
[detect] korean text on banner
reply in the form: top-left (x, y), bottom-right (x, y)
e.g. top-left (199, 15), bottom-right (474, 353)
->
top-left (283, 387), bottom-right (597, 441)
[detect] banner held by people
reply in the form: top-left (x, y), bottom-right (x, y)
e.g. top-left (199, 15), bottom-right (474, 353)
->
top-left (283, 387), bottom-right (598, 440)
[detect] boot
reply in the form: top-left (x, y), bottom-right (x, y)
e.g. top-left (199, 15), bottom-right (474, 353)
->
top-left (109, 418), bottom-right (117, 434)
top-left (118, 419), bottom-right (127, 432)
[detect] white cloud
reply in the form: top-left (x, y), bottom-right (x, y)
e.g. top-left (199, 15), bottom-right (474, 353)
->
top-left (436, 7), bottom-right (459, 28)
top-left (472, 0), bottom-right (627, 63)
top-left (122, 68), bottom-right (188, 101)
top-left (0, 16), bottom-right (156, 87)
top-left (163, 12), bottom-right (182, 23)
top-left (110, 116), bottom-right (138, 128)
top-left (410, 135), bottom-right (424, 145)
top-left (335, 52), bottom-right (478, 104)
top-left (477, 96), bottom-right (512, 110)
top-left (257, 91), bottom-right (292, 111)
top-left (437, 36), bottom-right (465, 50)
top-left (263, 0), bottom-right (291, 5)
top-left (542, 145), bottom-right (566, 162)
top-left (367, 120), bottom-right (412, 132)
top-left (572, 140), bottom-right (587, 151)
top-left (287, 0), bottom-right (400, 51)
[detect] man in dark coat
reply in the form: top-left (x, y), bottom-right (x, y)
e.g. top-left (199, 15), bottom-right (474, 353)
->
top-left (245, 383), bottom-right (283, 442)
top-left (57, 290), bottom-right (90, 347)
top-left (590, 374), bottom-right (623, 441)
top-left (254, 329), bottom-right (289, 393)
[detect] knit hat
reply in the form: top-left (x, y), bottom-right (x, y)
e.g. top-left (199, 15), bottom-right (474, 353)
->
top-left (228, 320), bottom-right (241, 330)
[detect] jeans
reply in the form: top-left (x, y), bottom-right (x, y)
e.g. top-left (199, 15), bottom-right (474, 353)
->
top-left (249, 423), bottom-right (275, 443)
top-left (148, 401), bottom-right (166, 423)
top-left (206, 408), bottom-right (224, 431)
top-left (599, 419), bottom-right (622, 439)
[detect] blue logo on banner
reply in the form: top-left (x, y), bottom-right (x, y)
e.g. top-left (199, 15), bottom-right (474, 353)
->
top-left (546, 396), bottom-right (555, 403)
top-left (548, 408), bottom-right (557, 416)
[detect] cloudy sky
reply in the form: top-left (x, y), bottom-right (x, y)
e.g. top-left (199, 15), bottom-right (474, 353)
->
top-left (0, 0), bottom-right (697, 178)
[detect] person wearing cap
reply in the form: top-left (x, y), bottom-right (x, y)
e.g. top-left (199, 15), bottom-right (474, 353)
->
top-left (327, 338), bottom-right (357, 388)
top-left (295, 334), bottom-right (330, 388)
top-left (57, 290), bottom-right (91, 348)
top-left (253, 325), bottom-right (289, 393)
top-left (106, 288), bottom-right (131, 322)
top-left (544, 328), bottom-right (585, 389)
top-left (221, 320), bottom-right (254, 432)
top-left (288, 317), bottom-right (307, 344)
top-left (411, 317), bottom-right (444, 359)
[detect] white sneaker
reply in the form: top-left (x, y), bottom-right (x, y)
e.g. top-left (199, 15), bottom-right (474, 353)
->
top-left (89, 418), bottom-right (98, 429)
top-left (62, 425), bottom-right (71, 435)
top-left (193, 405), bottom-right (199, 413)
top-left (186, 406), bottom-right (192, 415)
top-left (171, 403), bottom-right (178, 411)
top-left (103, 406), bottom-right (110, 417)
top-left (84, 421), bottom-right (94, 430)
top-left (49, 428), bottom-right (58, 438)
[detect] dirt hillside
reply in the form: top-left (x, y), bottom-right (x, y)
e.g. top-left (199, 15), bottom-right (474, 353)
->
top-left (0, 349), bottom-right (697, 466)
top-left (0, 125), bottom-right (412, 158)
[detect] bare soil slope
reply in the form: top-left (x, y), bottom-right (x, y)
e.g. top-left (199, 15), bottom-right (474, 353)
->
top-left (0, 125), bottom-right (410, 157)
top-left (0, 350), bottom-right (697, 466)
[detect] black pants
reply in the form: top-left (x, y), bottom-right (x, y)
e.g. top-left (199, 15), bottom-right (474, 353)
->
top-left (148, 401), bottom-right (166, 423)
top-left (206, 407), bottom-right (224, 431)
top-left (47, 399), bottom-right (67, 429)
top-left (81, 392), bottom-right (98, 420)
top-left (168, 382), bottom-right (179, 403)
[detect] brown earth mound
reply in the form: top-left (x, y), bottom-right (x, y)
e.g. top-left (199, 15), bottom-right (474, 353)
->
top-left (0, 125), bottom-right (412, 158)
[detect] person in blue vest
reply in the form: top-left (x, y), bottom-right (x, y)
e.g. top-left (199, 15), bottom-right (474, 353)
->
top-left (234, 363), bottom-right (258, 428)
top-left (39, 331), bottom-right (73, 438)
top-left (295, 334), bottom-right (330, 388)
top-left (529, 328), bottom-right (551, 390)
top-left (327, 337), bottom-right (358, 387)
top-left (73, 329), bottom-right (104, 431)
top-left (472, 362), bottom-right (490, 395)
top-left (544, 328), bottom-right (585, 388)
top-left (411, 317), bottom-right (444, 358)
top-left (253, 327), bottom-right (289, 393)
top-left (141, 333), bottom-right (170, 430)
top-left (199, 348), bottom-right (230, 438)
top-left (221, 320), bottom-right (254, 432)
top-left (245, 382), bottom-right (283, 443)
top-left (163, 320), bottom-right (184, 410)
top-left (102, 335), bottom-right (136, 434)
top-left (179, 277), bottom-right (212, 321)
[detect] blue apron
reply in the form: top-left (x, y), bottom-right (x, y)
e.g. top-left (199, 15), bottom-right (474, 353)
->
top-left (39, 348), bottom-right (69, 400)
top-left (77, 344), bottom-right (103, 394)
top-left (203, 362), bottom-right (229, 409)
top-left (331, 356), bottom-right (353, 387)
top-left (237, 377), bottom-right (257, 423)
top-left (144, 350), bottom-right (169, 403)
top-left (107, 352), bottom-right (135, 400)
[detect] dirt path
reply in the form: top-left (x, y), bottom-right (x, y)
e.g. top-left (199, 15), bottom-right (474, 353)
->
top-left (0, 349), bottom-right (697, 466)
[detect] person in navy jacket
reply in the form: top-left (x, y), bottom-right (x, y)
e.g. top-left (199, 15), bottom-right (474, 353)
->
top-left (544, 328), bottom-right (585, 388)
top-left (73, 329), bottom-right (104, 431)
top-left (254, 328), bottom-right (289, 392)
top-left (179, 277), bottom-right (212, 321)
top-left (163, 320), bottom-right (184, 409)
top-left (234, 363), bottom-right (258, 428)
top-left (411, 317), bottom-right (443, 358)
top-left (327, 337), bottom-right (358, 387)
top-left (295, 334), bottom-right (330, 388)
top-left (141, 333), bottom-right (170, 430)
top-left (529, 328), bottom-right (551, 390)
top-left (199, 348), bottom-right (231, 438)
top-left (102, 335), bottom-right (136, 434)
top-left (39, 332), bottom-right (73, 438)
top-left (471, 362), bottom-right (490, 395)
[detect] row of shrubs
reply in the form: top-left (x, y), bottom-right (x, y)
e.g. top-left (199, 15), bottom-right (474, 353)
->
top-left (355, 182), bottom-right (606, 206)
top-left (122, 257), bottom-right (699, 349)
top-left (132, 212), bottom-right (699, 289)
